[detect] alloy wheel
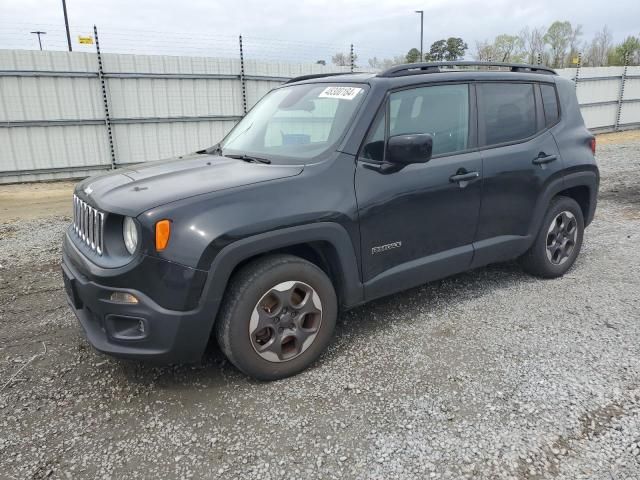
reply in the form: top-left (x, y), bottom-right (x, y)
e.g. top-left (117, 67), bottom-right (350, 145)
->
top-left (249, 281), bottom-right (323, 362)
top-left (545, 211), bottom-right (578, 265)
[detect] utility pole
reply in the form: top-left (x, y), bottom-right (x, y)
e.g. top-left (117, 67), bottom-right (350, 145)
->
top-left (415, 10), bottom-right (424, 60)
top-left (30, 31), bottom-right (47, 50)
top-left (61, 0), bottom-right (72, 51)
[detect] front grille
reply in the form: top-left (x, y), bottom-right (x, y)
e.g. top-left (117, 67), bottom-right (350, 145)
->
top-left (73, 194), bottom-right (105, 255)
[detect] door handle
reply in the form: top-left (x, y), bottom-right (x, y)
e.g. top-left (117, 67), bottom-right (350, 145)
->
top-left (532, 153), bottom-right (557, 165)
top-left (450, 171), bottom-right (480, 183)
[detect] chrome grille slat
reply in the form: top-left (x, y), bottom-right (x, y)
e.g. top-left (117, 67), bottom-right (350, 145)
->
top-left (89, 206), bottom-right (94, 248)
top-left (72, 194), bottom-right (106, 256)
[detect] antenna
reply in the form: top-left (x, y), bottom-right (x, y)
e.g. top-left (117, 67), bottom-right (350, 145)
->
top-left (30, 31), bottom-right (47, 51)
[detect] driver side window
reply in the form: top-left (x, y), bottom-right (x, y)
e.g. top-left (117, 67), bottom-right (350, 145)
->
top-left (390, 84), bottom-right (470, 156)
top-left (360, 83), bottom-right (470, 162)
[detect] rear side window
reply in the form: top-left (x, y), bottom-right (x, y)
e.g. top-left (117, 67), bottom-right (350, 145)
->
top-left (478, 83), bottom-right (536, 146)
top-left (540, 84), bottom-right (560, 127)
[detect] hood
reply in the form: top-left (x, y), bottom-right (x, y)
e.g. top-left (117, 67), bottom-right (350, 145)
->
top-left (75, 154), bottom-right (304, 216)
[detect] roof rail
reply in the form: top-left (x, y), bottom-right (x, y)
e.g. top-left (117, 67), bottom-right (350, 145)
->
top-left (378, 61), bottom-right (556, 78)
top-left (285, 72), bottom-right (357, 84)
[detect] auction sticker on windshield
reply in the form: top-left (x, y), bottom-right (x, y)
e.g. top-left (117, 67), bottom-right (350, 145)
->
top-left (318, 86), bottom-right (363, 100)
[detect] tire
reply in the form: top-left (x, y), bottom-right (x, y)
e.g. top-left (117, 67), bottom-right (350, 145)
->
top-left (519, 196), bottom-right (584, 278)
top-left (215, 254), bottom-right (337, 380)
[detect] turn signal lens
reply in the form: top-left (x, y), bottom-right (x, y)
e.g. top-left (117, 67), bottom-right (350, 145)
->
top-left (589, 137), bottom-right (596, 155)
top-left (110, 292), bottom-right (139, 304)
top-left (155, 219), bottom-right (171, 251)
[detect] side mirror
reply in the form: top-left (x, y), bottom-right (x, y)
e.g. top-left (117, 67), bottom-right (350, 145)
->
top-left (386, 134), bottom-right (433, 165)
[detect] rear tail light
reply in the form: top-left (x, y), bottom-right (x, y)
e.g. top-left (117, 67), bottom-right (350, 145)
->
top-left (589, 137), bottom-right (596, 155)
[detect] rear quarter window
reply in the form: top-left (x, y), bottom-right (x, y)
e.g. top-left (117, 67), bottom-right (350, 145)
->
top-left (478, 83), bottom-right (536, 146)
top-left (540, 83), bottom-right (560, 127)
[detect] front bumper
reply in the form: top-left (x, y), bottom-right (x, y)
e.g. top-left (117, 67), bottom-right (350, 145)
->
top-left (62, 231), bottom-right (218, 363)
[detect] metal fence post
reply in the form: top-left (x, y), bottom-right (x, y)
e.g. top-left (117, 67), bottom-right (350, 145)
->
top-left (614, 54), bottom-right (629, 132)
top-left (94, 25), bottom-right (117, 169)
top-left (574, 52), bottom-right (582, 91)
top-left (350, 44), bottom-right (354, 72)
top-left (239, 35), bottom-right (247, 115)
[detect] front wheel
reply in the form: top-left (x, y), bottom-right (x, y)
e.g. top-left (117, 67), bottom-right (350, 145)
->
top-left (519, 196), bottom-right (585, 278)
top-left (215, 254), bottom-right (337, 380)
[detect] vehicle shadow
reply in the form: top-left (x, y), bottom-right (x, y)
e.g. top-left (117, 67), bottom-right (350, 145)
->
top-left (329, 260), bottom-right (534, 357)
top-left (115, 260), bottom-right (536, 387)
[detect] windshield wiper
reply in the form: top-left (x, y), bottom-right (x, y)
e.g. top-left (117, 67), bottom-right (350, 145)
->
top-left (225, 154), bottom-right (271, 164)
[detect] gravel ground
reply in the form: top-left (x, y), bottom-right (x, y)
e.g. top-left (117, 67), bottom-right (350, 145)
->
top-left (1, 139), bottom-right (639, 480)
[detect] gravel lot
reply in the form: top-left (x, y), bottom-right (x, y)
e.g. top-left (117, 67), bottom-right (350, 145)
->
top-left (1, 135), bottom-right (639, 480)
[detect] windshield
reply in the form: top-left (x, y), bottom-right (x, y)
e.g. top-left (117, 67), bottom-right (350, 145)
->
top-left (219, 83), bottom-right (368, 163)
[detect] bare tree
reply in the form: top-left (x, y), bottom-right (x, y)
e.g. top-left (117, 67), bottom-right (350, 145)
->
top-left (494, 34), bottom-right (525, 62)
top-left (474, 35), bottom-right (523, 62)
top-left (474, 40), bottom-right (495, 61)
top-left (585, 26), bottom-right (613, 66)
top-left (368, 55), bottom-right (407, 70)
top-left (368, 56), bottom-right (406, 70)
top-left (368, 57), bottom-right (381, 69)
top-left (519, 26), bottom-right (546, 64)
top-left (332, 52), bottom-right (358, 67)
top-left (568, 24), bottom-right (584, 65)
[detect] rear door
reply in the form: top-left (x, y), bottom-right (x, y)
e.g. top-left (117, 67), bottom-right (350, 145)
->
top-left (472, 81), bottom-right (564, 267)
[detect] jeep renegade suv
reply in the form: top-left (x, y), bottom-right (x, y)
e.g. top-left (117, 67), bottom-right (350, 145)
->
top-left (62, 61), bottom-right (599, 380)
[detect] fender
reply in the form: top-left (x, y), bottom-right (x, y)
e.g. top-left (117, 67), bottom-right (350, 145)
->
top-left (199, 222), bottom-right (365, 317)
top-left (529, 167), bottom-right (599, 238)
top-left (562, 168), bottom-right (599, 226)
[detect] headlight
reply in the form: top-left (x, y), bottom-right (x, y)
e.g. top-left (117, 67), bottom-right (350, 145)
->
top-left (123, 217), bottom-right (138, 254)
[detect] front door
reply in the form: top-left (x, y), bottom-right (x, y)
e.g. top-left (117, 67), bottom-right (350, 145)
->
top-left (355, 83), bottom-right (482, 299)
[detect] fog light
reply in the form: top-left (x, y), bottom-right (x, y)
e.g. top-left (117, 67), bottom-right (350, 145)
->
top-left (105, 315), bottom-right (147, 341)
top-left (110, 292), bottom-right (139, 304)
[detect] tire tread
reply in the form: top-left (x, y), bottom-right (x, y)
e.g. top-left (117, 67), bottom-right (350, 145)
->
top-left (520, 195), bottom-right (584, 278)
top-left (214, 254), bottom-right (334, 379)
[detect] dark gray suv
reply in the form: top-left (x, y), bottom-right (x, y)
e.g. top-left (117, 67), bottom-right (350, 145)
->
top-left (62, 61), bottom-right (599, 380)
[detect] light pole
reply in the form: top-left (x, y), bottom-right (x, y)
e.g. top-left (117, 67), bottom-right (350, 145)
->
top-left (415, 10), bottom-right (424, 60)
top-left (30, 31), bottom-right (47, 50)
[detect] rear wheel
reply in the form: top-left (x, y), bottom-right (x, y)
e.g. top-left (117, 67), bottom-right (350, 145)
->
top-left (215, 254), bottom-right (337, 380)
top-left (520, 196), bottom-right (584, 278)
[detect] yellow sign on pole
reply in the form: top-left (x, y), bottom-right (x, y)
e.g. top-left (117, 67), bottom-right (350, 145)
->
top-left (571, 56), bottom-right (579, 65)
top-left (78, 35), bottom-right (94, 45)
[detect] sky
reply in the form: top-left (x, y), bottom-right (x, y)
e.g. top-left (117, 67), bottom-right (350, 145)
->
top-left (1, 0), bottom-right (638, 62)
